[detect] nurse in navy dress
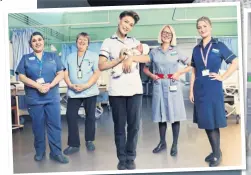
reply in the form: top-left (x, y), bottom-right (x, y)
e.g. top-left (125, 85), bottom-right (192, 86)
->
top-left (190, 17), bottom-right (238, 167)
top-left (15, 32), bottom-right (69, 164)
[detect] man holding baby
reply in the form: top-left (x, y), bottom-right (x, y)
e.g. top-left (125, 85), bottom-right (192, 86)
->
top-left (98, 10), bottom-right (150, 170)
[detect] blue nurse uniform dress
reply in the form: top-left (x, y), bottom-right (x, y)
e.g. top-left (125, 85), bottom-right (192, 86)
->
top-left (15, 52), bottom-right (65, 157)
top-left (146, 46), bottom-right (189, 123)
top-left (191, 38), bottom-right (236, 130)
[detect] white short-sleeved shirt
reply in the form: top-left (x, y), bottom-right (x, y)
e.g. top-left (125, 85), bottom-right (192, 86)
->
top-left (99, 33), bottom-right (143, 96)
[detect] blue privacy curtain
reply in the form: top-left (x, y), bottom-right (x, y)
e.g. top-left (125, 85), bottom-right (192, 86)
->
top-left (218, 37), bottom-right (238, 70)
top-left (12, 28), bottom-right (35, 109)
top-left (12, 28), bottom-right (35, 71)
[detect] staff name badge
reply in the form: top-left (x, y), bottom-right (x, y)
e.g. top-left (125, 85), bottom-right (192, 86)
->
top-left (169, 85), bottom-right (178, 92)
top-left (77, 70), bottom-right (82, 79)
top-left (29, 57), bottom-right (35, 60)
top-left (170, 51), bottom-right (178, 56)
top-left (212, 48), bottom-right (219, 54)
top-left (36, 78), bottom-right (45, 84)
top-left (202, 69), bottom-right (209, 76)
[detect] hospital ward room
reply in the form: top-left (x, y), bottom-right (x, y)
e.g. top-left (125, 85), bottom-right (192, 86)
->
top-left (9, 5), bottom-right (243, 174)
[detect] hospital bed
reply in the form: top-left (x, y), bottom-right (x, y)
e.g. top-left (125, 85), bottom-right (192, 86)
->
top-left (219, 70), bottom-right (240, 124)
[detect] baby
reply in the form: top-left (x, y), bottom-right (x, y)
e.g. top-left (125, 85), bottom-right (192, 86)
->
top-left (112, 43), bottom-right (150, 78)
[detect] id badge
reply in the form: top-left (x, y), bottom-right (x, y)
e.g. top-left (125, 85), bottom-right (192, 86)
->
top-left (36, 78), bottom-right (45, 84)
top-left (202, 69), bottom-right (209, 76)
top-left (77, 70), bottom-right (82, 79)
top-left (169, 85), bottom-right (178, 92)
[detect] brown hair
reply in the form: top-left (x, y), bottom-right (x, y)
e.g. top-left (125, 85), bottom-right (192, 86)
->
top-left (119, 10), bottom-right (140, 24)
top-left (196, 16), bottom-right (212, 29)
top-left (76, 32), bottom-right (90, 44)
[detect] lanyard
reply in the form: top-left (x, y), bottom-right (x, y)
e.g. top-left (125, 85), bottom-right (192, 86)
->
top-left (77, 51), bottom-right (87, 71)
top-left (35, 52), bottom-right (44, 77)
top-left (38, 60), bottom-right (43, 77)
top-left (200, 43), bottom-right (212, 68)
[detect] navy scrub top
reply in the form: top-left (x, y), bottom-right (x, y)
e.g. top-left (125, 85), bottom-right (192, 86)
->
top-left (15, 52), bottom-right (65, 105)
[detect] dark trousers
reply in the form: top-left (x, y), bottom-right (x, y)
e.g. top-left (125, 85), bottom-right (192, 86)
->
top-left (109, 94), bottom-right (142, 162)
top-left (66, 96), bottom-right (97, 147)
top-left (27, 102), bottom-right (62, 156)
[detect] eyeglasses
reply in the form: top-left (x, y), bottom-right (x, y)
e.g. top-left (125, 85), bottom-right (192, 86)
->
top-left (161, 31), bottom-right (173, 36)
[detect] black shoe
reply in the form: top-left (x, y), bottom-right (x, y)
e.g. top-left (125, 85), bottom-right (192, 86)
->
top-left (63, 146), bottom-right (80, 155)
top-left (153, 142), bottom-right (166, 153)
top-left (117, 161), bottom-right (126, 170)
top-left (205, 150), bottom-right (222, 162)
top-left (209, 153), bottom-right (222, 167)
top-left (34, 152), bottom-right (45, 161)
top-left (126, 160), bottom-right (136, 170)
top-left (86, 141), bottom-right (95, 151)
top-left (49, 154), bottom-right (69, 164)
top-left (205, 153), bottom-right (213, 162)
top-left (170, 143), bottom-right (177, 156)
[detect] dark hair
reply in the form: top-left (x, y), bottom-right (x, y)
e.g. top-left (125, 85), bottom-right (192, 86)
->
top-left (119, 11), bottom-right (140, 24)
top-left (76, 32), bottom-right (90, 44)
top-left (29, 31), bottom-right (44, 47)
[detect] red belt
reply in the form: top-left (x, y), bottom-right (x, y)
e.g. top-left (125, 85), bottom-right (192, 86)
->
top-left (155, 74), bottom-right (173, 79)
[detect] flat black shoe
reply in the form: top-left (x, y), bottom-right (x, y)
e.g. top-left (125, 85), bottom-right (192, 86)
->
top-left (117, 161), bottom-right (126, 170)
top-left (34, 152), bottom-right (45, 161)
top-left (205, 153), bottom-right (214, 162)
top-left (209, 154), bottom-right (222, 167)
top-left (170, 143), bottom-right (177, 156)
top-left (153, 142), bottom-right (166, 153)
top-left (126, 160), bottom-right (136, 170)
top-left (86, 141), bottom-right (95, 151)
top-left (49, 154), bottom-right (69, 164)
top-left (63, 146), bottom-right (80, 155)
top-left (205, 150), bottom-right (222, 162)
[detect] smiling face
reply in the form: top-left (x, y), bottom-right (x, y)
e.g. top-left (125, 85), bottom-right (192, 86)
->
top-left (197, 20), bottom-right (212, 39)
top-left (30, 35), bottom-right (44, 53)
top-left (161, 26), bottom-right (173, 44)
top-left (76, 35), bottom-right (89, 51)
top-left (118, 15), bottom-right (135, 36)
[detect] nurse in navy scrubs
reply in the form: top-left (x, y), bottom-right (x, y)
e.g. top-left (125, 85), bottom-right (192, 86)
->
top-left (15, 32), bottom-right (69, 164)
top-left (190, 17), bottom-right (238, 167)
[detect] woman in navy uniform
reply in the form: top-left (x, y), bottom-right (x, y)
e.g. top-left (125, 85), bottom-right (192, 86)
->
top-left (143, 25), bottom-right (191, 156)
top-left (190, 17), bottom-right (238, 167)
top-left (15, 32), bottom-right (69, 164)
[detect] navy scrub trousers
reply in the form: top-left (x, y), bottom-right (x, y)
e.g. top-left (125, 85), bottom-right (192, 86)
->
top-left (28, 102), bottom-right (62, 156)
top-left (15, 52), bottom-right (65, 157)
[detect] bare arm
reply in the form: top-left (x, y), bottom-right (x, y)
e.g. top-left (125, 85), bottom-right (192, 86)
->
top-left (189, 67), bottom-right (196, 103)
top-left (190, 68), bottom-right (196, 94)
top-left (143, 66), bottom-right (156, 80)
top-left (221, 58), bottom-right (238, 80)
top-left (131, 55), bottom-right (151, 63)
top-left (49, 70), bottom-right (64, 88)
top-left (98, 55), bottom-right (124, 71)
top-left (64, 70), bottom-right (74, 88)
top-left (209, 58), bottom-right (239, 81)
top-left (85, 70), bottom-right (101, 88)
top-left (18, 74), bottom-right (41, 89)
top-left (177, 66), bottom-right (192, 75)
